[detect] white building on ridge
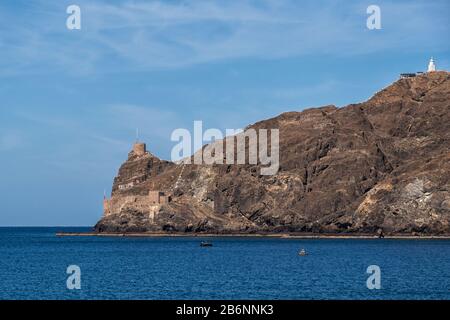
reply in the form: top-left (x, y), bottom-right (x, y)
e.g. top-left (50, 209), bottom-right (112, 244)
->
top-left (427, 57), bottom-right (436, 72)
top-left (400, 58), bottom-right (438, 79)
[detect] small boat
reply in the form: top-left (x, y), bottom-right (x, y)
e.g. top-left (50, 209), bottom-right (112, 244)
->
top-left (298, 249), bottom-right (307, 256)
top-left (200, 241), bottom-right (213, 247)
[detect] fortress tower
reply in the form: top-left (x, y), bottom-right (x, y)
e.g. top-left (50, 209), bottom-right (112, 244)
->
top-left (103, 193), bottom-right (111, 216)
top-left (149, 190), bottom-right (171, 204)
top-left (132, 128), bottom-right (147, 156)
top-left (133, 142), bottom-right (147, 156)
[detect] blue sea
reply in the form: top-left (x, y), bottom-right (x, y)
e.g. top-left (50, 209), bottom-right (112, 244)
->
top-left (0, 227), bottom-right (449, 300)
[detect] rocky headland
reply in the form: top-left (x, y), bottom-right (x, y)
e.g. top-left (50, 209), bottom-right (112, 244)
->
top-left (94, 71), bottom-right (450, 236)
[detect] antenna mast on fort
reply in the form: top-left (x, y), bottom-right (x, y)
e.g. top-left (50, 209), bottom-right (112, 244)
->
top-left (136, 128), bottom-right (139, 143)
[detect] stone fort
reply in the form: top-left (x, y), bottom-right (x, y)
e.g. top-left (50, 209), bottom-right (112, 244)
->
top-left (102, 141), bottom-right (171, 216)
top-left (133, 142), bottom-right (147, 156)
top-left (103, 190), bottom-right (171, 216)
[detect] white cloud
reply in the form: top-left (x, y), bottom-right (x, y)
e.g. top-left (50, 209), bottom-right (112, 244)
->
top-left (105, 104), bottom-right (182, 138)
top-left (13, 103), bottom-right (183, 161)
top-left (0, 0), bottom-right (448, 75)
top-left (0, 132), bottom-right (23, 151)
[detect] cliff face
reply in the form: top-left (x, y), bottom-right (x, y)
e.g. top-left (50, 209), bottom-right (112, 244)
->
top-left (95, 71), bottom-right (450, 235)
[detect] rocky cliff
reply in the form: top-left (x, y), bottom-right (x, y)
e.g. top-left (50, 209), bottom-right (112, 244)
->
top-left (95, 71), bottom-right (450, 235)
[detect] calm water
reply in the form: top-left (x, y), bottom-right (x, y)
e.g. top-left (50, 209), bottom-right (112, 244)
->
top-left (0, 227), bottom-right (449, 300)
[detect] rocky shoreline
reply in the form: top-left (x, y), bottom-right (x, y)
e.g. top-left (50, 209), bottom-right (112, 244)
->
top-left (56, 232), bottom-right (450, 239)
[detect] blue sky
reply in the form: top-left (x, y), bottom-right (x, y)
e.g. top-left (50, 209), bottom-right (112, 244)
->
top-left (0, 0), bottom-right (449, 226)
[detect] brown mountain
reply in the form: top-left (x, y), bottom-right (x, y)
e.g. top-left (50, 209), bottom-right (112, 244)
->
top-left (95, 71), bottom-right (450, 235)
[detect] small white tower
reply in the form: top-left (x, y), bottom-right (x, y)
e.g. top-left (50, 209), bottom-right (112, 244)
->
top-left (427, 57), bottom-right (436, 72)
